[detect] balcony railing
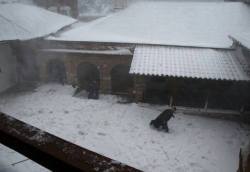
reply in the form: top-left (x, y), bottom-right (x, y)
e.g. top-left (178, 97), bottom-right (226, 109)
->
top-left (0, 112), bottom-right (141, 172)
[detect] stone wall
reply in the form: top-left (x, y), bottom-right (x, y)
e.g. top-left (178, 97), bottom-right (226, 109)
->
top-left (25, 40), bottom-right (250, 109)
top-left (36, 50), bottom-right (133, 94)
top-left (0, 42), bottom-right (17, 93)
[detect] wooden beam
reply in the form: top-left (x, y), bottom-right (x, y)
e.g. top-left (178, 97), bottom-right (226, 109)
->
top-left (0, 112), bottom-right (141, 172)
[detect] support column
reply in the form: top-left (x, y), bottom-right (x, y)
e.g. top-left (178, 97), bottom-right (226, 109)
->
top-left (204, 90), bottom-right (210, 112)
top-left (100, 76), bottom-right (111, 94)
top-left (134, 75), bottom-right (145, 102)
top-left (39, 61), bottom-right (48, 82)
top-left (169, 96), bottom-right (173, 107)
top-left (204, 94), bottom-right (209, 112)
top-left (240, 105), bottom-right (245, 114)
top-left (64, 59), bottom-right (76, 85)
top-left (99, 64), bottom-right (111, 94)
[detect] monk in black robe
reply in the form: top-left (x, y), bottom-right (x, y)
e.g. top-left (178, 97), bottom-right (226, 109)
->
top-left (150, 107), bottom-right (176, 132)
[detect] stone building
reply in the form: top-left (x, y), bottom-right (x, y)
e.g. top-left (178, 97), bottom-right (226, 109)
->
top-left (34, 1), bottom-right (250, 111)
top-left (0, 3), bottom-right (76, 93)
top-left (2, 1), bottom-right (249, 112)
top-left (35, 41), bottom-right (134, 96)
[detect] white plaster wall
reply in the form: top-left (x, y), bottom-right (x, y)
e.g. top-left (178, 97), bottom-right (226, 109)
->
top-left (0, 43), bottom-right (17, 93)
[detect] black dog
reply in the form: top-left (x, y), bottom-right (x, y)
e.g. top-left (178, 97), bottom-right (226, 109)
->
top-left (150, 107), bottom-right (176, 132)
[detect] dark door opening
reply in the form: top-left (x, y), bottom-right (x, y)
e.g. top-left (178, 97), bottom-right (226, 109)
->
top-left (47, 59), bottom-right (66, 84)
top-left (111, 64), bottom-right (134, 95)
top-left (144, 77), bottom-right (170, 104)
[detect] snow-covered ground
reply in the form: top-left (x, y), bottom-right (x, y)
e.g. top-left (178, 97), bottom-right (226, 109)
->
top-left (0, 84), bottom-right (249, 172)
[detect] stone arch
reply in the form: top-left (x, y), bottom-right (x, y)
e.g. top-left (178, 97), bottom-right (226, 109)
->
top-left (76, 62), bottom-right (100, 90)
top-left (47, 59), bottom-right (66, 84)
top-left (110, 64), bottom-right (134, 94)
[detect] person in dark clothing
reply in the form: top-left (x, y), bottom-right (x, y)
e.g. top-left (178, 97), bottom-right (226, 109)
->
top-left (150, 106), bottom-right (176, 132)
top-left (58, 72), bottom-right (66, 85)
top-left (87, 80), bottom-right (99, 99)
top-left (73, 82), bottom-right (83, 96)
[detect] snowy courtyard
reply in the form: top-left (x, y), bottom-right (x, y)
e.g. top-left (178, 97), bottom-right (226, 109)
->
top-left (0, 84), bottom-right (249, 172)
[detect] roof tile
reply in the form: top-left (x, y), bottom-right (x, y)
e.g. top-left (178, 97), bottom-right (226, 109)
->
top-left (130, 45), bottom-right (250, 81)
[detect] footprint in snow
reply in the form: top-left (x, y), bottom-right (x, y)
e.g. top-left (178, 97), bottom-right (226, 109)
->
top-left (97, 132), bottom-right (106, 136)
top-left (78, 131), bottom-right (85, 136)
top-left (46, 89), bottom-right (56, 94)
top-left (201, 156), bottom-right (208, 160)
top-left (38, 109), bottom-right (43, 114)
top-left (137, 145), bottom-right (143, 150)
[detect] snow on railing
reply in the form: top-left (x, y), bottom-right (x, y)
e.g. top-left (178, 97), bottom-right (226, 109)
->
top-left (0, 112), bottom-right (141, 172)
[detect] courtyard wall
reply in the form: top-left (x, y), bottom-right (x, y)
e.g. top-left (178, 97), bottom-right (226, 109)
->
top-left (31, 40), bottom-right (250, 111)
top-left (0, 42), bottom-right (17, 93)
top-left (35, 41), bottom-right (134, 94)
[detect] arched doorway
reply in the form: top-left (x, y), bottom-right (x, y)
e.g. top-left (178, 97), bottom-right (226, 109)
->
top-left (47, 59), bottom-right (66, 84)
top-left (111, 64), bottom-right (134, 95)
top-left (77, 63), bottom-right (100, 90)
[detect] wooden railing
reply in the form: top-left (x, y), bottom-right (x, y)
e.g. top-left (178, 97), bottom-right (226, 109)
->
top-left (0, 112), bottom-right (141, 172)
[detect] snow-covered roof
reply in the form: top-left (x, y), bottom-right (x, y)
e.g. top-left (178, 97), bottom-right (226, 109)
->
top-left (230, 32), bottom-right (250, 50)
top-left (129, 45), bottom-right (250, 81)
top-left (40, 48), bottom-right (132, 55)
top-left (49, 2), bottom-right (250, 49)
top-left (0, 0), bottom-right (33, 5)
top-left (0, 3), bottom-right (76, 41)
